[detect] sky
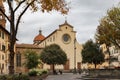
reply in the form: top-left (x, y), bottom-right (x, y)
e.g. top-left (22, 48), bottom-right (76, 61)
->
top-left (6, 0), bottom-right (120, 44)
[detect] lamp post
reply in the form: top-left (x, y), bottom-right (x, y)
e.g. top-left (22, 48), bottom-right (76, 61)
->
top-left (73, 38), bottom-right (77, 74)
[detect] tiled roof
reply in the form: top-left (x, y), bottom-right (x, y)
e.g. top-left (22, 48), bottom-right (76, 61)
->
top-left (34, 34), bottom-right (45, 42)
top-left (38, 30), bottom-right (58, 44)
top-left (16, 43), bottom-right (43, 49)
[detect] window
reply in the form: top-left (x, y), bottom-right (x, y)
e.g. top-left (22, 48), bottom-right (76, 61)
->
top-left (0, 14), bottom-right (3, 20)
top-left (53, 35), bottom-right (55, 41)
top-left (2, 55), bottom-right (4, 60)
top-left (2, 45), bottom-right (5, 51)
top-left (0, 31), bottom-right (1, 37)
top-left (2, 64), bottom-right (4, 69)
top-left (2, 32), bottom-right (4, 39)
top-left (62, 34), bottom-right (71, 44)
top-left (16, 52), bottom-right (21, 67)
top-left (50, 37), bottom-right (52, 42)
top-left (0, 43), bottom-right (1, 50)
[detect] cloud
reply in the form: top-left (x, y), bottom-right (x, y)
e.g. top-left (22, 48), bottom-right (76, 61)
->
top-left (14, 0), bottom-right (119, 44)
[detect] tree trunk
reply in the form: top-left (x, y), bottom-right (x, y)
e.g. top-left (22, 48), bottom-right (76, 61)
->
top-left (9, 9), bottom-right (16, 74)
top-left (95, 64), bottom-right (97, 69)
top-left (52, 64), bottom-right (54, 73)
top-left (9, 50), bottom-right (15, 74)
top-left (9, 32), bottom-right (16, 74)
top-left (52, 64), bottom-right (56, 74)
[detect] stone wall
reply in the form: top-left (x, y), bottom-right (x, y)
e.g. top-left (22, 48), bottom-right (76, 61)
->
top-left (88, 69), bottom-right (120, 77)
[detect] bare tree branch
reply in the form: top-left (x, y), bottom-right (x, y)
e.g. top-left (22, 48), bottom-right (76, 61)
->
top-left (15, 0), bottom-right (35, 36)
top-left (7, 0), bottom-right (13, 12)
top-left (0, 7), bottom-right (10, 22)
top-left (14, 0), bottom-right (26, 12)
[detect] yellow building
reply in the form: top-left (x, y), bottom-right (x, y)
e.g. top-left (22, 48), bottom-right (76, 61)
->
top-left (0, 0), bottom-right (10, 74)
top-left (15, 44), bottom-right (43, 73)
top-left (0, 26), bottom-right (10, 74)
top-left (34, 21), bottom-right (83, 70)
top-left (100, 43), bottom-right (109, 68)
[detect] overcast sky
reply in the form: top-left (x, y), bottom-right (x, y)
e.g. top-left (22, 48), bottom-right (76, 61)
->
top-left (7, 0), bottom-right (120, 44)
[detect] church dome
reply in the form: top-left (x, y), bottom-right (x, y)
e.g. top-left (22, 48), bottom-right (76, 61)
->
top-left (33, 29), bottom-right (45, 43)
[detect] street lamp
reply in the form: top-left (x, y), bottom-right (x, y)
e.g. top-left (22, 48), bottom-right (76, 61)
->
top-left (73, 38), bottom-right (77, 74)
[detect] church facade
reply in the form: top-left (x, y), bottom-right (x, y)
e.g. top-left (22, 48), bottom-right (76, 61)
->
top-left (34, 21), bottom-right (83, 70)
top-left (0, 0), bottom-right (83, 73)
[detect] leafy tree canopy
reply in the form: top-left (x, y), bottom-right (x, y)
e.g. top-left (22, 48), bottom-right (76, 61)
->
top-left (95, 6), bottom-right (120, 48)
top-left (40, 44), bottom-right (67, 65)
top-left (82, 39), bottom-right (105, 68)
top-left (24, 50), bottom-right (40, 69)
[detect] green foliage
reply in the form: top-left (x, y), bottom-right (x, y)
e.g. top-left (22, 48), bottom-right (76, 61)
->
top-left (28, 69), bottom-right (37, 76)
top-left (0, 74), bottom-right (29, 80)
top-left (24, 50), bottom-right (40, 69)
top-left (40, 44), bottom-right (67, 65)
top-left (95, 6), bottom-right (120, 48)
top-left (28, 69), bottom-right (48, 76)
top-left (41, 70), bottom-right (48, 74)
top-left (82, 40), bottom-right (105, 67)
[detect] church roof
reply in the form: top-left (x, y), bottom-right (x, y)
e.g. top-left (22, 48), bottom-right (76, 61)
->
top-left (16, 43), bottom-right (43, 49)
top-left (38, 21), bottom-right (74, 44)
top-left (34, 34), bottom-right (45, 41)
top-left (33, 29), bottom-right (45, 42)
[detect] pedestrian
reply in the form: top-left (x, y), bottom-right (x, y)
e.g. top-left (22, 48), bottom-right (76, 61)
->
top-left (53, 70), bottom-right (57, 75)
top-left (78, 69), bottom-right (81, 74)
top-left (59, 70), bottom-right (62, 75)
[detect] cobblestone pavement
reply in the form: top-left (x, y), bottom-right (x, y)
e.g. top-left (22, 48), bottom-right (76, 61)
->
top-left (45, 73), bottom-right (82, 80)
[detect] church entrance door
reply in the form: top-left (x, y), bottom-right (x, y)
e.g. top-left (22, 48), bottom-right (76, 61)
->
top-left (64, 59), bottom-right (69, 70)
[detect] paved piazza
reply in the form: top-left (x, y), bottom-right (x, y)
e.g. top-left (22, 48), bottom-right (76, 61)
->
top-left (45, 73), bottom-right (82, 80)
top-left (45, 73), bottom-right (120, 80)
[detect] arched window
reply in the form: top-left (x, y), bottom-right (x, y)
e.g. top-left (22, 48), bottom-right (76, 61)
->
top-left (16, 51), bottom-right (21, 67)
top-left (0, 14), bottom-right (3, 20)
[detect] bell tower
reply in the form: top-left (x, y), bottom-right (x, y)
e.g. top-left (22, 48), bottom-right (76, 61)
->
top-left (0, 0), bottom-right (6, 28)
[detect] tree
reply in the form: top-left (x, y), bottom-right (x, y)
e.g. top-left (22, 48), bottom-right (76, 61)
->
top-left (95, 6), bottom-right (120, 49)
top-left (40, 44), bottom-right (67, 74)
top-left (24, 50), bottom-right (40, 69)
top-left (81, 40), bottom-right (105, 68)
top-left (0, 0), bottom-right (68, 74)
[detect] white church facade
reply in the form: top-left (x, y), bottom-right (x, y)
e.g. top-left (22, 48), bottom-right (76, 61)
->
top-left (34, 21), bottom-right (83, 70)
